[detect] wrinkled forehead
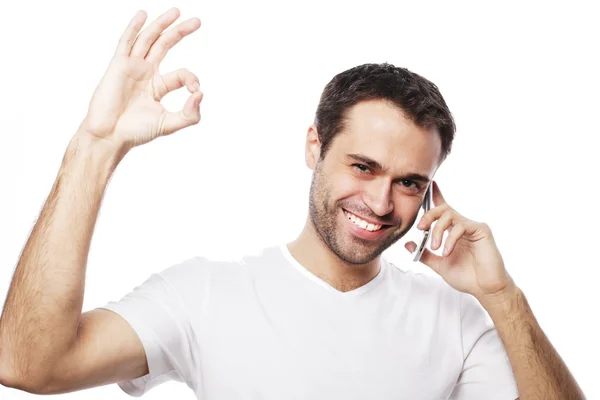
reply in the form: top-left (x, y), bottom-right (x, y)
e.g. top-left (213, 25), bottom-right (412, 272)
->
top-left (330, 99), bottom-right (442, 176)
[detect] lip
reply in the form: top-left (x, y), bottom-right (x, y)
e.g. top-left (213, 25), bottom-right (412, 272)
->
top-left (342, 209), bottom-right (390, 241)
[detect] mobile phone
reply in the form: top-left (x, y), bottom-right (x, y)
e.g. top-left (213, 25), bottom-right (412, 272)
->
top-left (412, 184), bottom-right (433, 262)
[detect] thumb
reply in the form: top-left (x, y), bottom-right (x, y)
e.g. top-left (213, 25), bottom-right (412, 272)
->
top-left (405, 241), bottom-right (443, 275)
top-left (161, 90), bottom-right (203, 135)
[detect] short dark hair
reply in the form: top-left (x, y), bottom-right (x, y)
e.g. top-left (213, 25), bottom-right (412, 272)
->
top-left (314, 63), bottom-right (456, 163)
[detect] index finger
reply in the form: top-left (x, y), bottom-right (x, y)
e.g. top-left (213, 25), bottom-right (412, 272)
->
top-left (115, 10), bottom-right (148, 56)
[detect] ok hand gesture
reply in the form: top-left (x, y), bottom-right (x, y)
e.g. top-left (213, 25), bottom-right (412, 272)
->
top-left (80, 8), bottom-right (203, 151)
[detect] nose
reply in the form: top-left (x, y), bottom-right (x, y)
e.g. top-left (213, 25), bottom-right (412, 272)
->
top-left (363, 179), bottom-right (394, 217)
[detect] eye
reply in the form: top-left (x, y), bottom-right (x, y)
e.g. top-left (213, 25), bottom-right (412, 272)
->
top-left (397, 180), bottom-right (422, 193)
top-left (352, 164), bottom-right (371, 173)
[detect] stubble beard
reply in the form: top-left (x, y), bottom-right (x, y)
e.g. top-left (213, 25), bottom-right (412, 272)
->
top-left (308, 162), bottom-right (415, 265)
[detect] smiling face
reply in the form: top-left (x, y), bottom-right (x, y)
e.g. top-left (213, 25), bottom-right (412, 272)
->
top-left (306, 99), bottom-right (442, 265)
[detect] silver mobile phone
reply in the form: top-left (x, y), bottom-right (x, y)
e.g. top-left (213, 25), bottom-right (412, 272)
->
top-left (413, 184), bottom-right (433, 262)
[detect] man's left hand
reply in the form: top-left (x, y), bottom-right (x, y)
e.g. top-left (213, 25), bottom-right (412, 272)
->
top-left (405, 181), bottom-right (515, 302)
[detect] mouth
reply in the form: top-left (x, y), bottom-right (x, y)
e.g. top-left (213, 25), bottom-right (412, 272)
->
top-left (342, 208), bottom-right (392, 240)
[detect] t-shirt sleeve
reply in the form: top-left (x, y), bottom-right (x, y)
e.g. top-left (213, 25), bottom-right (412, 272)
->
top-left (449, 293), bottom-right (520, 400)
top-left (98, 258), bottom-right (200, 397)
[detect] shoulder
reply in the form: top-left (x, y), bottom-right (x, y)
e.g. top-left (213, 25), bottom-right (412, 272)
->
top-left (384, 259), bottom-right (495, 341)
top-left (386, 259), bottom-right (489, 319)
top-left (158, 255), bottom-right (240, 286)
top-left (155, 245), bottom-right (280, 301)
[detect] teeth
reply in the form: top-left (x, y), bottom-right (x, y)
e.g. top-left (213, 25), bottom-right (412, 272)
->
top-left (344, 211), bottom-right (382, 231)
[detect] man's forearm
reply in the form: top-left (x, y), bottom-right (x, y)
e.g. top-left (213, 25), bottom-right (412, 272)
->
top-left (0, 132), bottom-right (123, 382)
top-left (479, 285), bottom-right (585, 400)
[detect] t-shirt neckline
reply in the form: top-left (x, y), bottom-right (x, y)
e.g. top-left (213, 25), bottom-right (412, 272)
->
top-left (279, 243), bottom-right (387, 297)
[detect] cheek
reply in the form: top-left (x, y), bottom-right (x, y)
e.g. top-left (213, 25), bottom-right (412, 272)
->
top-left (396, 197), bottom-right (422, 221)
top-left (383, 194), bottom-right (419, 223)
top-left (334, 175), bottom-right (364, 199)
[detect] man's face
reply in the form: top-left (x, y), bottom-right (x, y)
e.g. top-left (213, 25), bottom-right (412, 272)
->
top-left (307, 99), bottom-right (442, 265)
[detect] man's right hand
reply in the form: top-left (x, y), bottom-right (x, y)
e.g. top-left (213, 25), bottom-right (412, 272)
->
top-left (80, 7), bottom-right (203, 152)
top-left (0, 8), bottom-right (203, 394)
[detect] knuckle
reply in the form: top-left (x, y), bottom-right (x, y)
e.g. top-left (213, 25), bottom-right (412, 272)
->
top-left (162, 31), bottom-right (182, 49)
top-left (174, 29), bottom-right (184, 42)
top-left (442, 210), bottom-right (455, 222)
top-left (119, 38), bottom-right (134, 49)
top-left (174, 68), bottom-right (189, 81)
top-left (141, 34), bottom-right (154, 47)
top-left (185, 109), bottom-right (201, 124)
top-left (158, 37), bottom-right (173, 52)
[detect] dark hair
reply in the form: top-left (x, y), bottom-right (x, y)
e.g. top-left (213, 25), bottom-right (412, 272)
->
top-left (314, 63), bottom-right (456, 163)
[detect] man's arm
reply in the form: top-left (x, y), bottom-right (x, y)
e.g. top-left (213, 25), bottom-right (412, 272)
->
top-left (408, 182), bottom-right (584, 400)
top-left (0, 130), bottom-right (147, 393)
top-left (0, 7), bottom-right (202, 394)
top-left (479, 285), bottom-right (585, 400)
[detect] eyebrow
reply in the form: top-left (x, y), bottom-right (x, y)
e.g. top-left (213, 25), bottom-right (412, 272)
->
top-left (346, 153), bottom-right (431, 184)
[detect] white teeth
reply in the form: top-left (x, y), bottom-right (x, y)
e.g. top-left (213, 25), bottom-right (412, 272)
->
top-left (344, 211), bottom-right (382, 231)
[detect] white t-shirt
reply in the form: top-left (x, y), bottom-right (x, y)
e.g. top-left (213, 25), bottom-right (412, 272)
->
top-left (100, 244), bottom-right (519, 400)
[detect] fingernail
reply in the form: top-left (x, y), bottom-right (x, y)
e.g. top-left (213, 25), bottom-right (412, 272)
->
top-left (432, 237), bottom-right (438, 248)
top-left (443, 247), bottom-right (449, 256)
top-left (192, 82), bottom-right (200, 92)
top-left (417, 219), bottom-right (425, 229)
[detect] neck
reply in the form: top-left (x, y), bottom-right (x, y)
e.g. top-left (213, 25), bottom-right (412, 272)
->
top-left (287, 217), bottom-right (382, 293)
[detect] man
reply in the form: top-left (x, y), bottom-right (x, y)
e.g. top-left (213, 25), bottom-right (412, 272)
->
top-left (0, 7), bottom-right (585, 400)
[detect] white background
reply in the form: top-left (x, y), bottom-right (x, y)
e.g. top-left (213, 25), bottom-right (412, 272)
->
top-left (0, 0), bottom-right (598, 399)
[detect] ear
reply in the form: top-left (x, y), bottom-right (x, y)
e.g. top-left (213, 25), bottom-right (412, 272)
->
top-left (305, 124), bottom-right (321, 170)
